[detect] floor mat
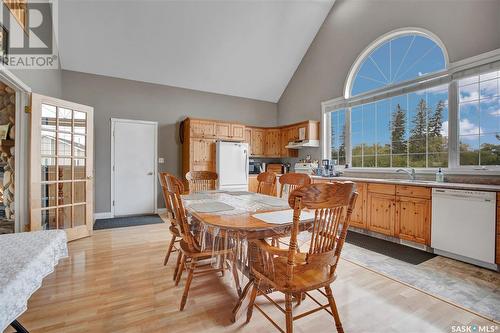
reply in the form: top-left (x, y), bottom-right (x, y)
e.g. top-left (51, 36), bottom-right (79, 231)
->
top-left (94, 214), bottom-right (164, 230)
top-left (345, 230), bottom-right (436, 265)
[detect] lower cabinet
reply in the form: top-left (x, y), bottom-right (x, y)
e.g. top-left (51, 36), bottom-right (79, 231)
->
top-left (248, 176), bottom-right (259, 193)
top-left (395, 196), bottom-right (431, 245)
top-left (367, 192), bottom-right (396, 236)
top-left (312, 178), bottom-right (432, 245)
top-left (350, 183), bottom-right (367, 229)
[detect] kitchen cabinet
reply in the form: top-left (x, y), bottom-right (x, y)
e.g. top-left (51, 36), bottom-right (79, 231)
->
top-left (244, 128), bottom-right (252, 144)
top-left (367, 192), bottom-right (396, 236)
top-left (265, 129), bottom-right (281, 157)
top-left (395, 196), bottom-right (431, 245)
top-left (280, 127), bottom-right (298, 158)
top-left (251, 129), bottom-right (265, 156)
top-left (190, 138), bottom-right (216, 172)
top-left (231, 124), bottom-right (245, 141)
top-left (366, 183), bottom-right (430, 244)
top-left (190, 119), bottom-right (215, 138)
top-left (215, 122), bottom-right (231, 138)
top-left (182, 118), bottom-right (317, 188)
top-left (350, 183), bottom-right (367, 229)
top-left (311, 178), bottom-right (433, 245)
top-left (248, 176), bottom-right (259, 193)
top-left (214, 122), bottom-right (245, 141)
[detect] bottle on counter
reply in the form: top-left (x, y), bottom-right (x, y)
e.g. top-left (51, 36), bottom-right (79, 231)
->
top-left (435, 168), bottom-right (444, 182)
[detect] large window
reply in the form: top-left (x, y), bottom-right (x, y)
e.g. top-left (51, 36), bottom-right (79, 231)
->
top-left (325, 30), bottom-right (500, 169)
top-left (351, 33), bottom-right (446, 97)
top-left (350, 85), bottom-right (448, 168)
top-left (458, 71), bottom-right (500, 166)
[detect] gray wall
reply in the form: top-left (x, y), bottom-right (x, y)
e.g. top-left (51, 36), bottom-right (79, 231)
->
top-left (278, 0), bottom-right (500, 127)
top-left (61, 70), bottom-right (278, 213)
top-left (11, 69), bottom-right (62, 98)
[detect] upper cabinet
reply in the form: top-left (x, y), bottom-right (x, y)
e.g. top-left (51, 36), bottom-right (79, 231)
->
top-left (191, 119), bottom-right (246, 141)
top-left (231, 124), bottom-right (245, 141)
top-left (190, 119), bottom-right (216, 138)
top-left (183, 118), bottom-right (317, 161)
top-left (215, 122), bottom-right (231, 138)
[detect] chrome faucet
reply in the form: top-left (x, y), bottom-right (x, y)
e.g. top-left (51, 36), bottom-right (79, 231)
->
top-left (396, 168), bottom-right (416, 181)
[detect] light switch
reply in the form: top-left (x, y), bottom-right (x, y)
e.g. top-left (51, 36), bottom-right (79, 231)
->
top-left (158, 157), bottom-right (165, 164)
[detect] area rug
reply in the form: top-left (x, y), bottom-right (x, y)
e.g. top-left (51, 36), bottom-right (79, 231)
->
top-left (93, 214), bottom-right (164, 230)
top-left (340, 240), bottom-right (500, 322)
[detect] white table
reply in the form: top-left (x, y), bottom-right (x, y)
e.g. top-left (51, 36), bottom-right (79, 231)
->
top-left (0, 230), bottom-right (68, 332)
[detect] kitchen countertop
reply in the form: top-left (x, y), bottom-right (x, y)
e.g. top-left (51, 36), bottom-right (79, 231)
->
top-left (311, 175), bottom-right (500, 192)
top-left (249, 173), bottom-right (500, 192)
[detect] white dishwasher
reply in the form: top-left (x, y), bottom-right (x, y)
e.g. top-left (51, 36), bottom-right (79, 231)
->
top-left (431, 188), bottom-right (496, 268)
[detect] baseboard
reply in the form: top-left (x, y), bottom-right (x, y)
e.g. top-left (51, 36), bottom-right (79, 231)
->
top-left (94, 212), bottom-right (114, 220)
top-left (157, 208), bottom-right (168, 215)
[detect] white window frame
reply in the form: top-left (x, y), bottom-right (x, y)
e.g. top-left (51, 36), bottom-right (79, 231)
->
top-left (321, 30), bottom-right (500, 174)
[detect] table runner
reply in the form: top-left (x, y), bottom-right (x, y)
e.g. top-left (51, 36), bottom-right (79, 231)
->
top-left (0, 230), bottom-right (68, 331)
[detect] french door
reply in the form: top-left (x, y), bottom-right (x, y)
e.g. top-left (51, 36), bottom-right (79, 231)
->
top-left (30, 93), bottom-right (94, 241)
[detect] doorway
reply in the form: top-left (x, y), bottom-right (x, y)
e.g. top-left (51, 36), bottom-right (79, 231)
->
top-left (111, 118), bottom-right (158, 217)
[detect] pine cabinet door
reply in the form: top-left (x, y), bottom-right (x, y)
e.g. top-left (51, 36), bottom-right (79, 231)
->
top-left (251, 129), bottom-right (265, 156)
top-left (396, 196), bottom-right (431, 245)
top-left (350, 183), bottom-right (367, 229)
top-left (190, 120), bottom-right (215, 138)
top-left (367, 192), bottom-right (395, 236)
top-left (191, 139), bottom-right (216, 171)
top-left (231, 124), bottom-right (245, 140)
top-left (215, 122), bottom-right (231, 139)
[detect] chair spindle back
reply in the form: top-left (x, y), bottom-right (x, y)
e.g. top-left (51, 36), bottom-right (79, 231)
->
top-left (256, 171), bottom-right (277, 196)
top-left (185, 171), bottom-right (218, 193)
top-left (278, 173), bottom-right (311, 198)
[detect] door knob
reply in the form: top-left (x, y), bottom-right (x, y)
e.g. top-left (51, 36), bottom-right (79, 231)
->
top-left (147, 172), bottom-right (153, 175)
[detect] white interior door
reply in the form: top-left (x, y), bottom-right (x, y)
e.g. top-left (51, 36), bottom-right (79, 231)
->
top-left (112, 119), bottom-right (157, 216)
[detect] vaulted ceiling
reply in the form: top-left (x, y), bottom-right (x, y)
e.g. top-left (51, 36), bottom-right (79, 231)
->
top-left (58, 0), bottom-right (334, 102)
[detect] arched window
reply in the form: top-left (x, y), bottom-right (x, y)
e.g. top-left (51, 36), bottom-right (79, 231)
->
top-left (347, 31), bottom-right (447, 98)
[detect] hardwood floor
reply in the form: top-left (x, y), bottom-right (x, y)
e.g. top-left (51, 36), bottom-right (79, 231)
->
top-left (7, 223), bottom-right (496, 333)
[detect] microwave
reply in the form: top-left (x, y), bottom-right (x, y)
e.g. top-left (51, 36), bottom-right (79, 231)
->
top-left (249, 160), bottom-right (263, 174)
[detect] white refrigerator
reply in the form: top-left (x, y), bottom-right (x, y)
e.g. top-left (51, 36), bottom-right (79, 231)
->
top-left (216, 141), bottom-right (249, 191)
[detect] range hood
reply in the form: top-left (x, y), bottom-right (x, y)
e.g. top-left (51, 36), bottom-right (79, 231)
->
top-left (285, 139), bottom-right (320, 149)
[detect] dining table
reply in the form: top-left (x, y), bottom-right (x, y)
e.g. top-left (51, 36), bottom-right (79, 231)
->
top-left (182, 190), bottom-right (315, 322)
top-left (0, 230), bottom-right (68, 332)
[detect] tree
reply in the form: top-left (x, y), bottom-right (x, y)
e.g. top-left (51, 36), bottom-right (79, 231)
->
top-left (429, 100), bottom-right (445, 138)
top-left (409, 98), bottom-right (429, 155)
top-left (391, 103), bottom-right (407, 154)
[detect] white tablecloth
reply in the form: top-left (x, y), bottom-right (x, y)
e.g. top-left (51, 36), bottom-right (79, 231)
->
top-left (0, 230), bottom-right (68, 331)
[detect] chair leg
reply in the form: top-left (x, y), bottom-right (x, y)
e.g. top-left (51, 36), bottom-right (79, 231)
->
top-left (285, 293), bottom-right (293, 333)
top-left (180, 259), bottom-right (196, 311)
top-left (173, 250), bottom-right (182, 280)
top-left (175, 253), bottom-right (186, 286)
top-left (246, 281), bottom-right (258, 323)
top-left (230, 253), bottom-right (242, 296)
top-left (164, 235), bottom-right (177, 266)
top-left (325, 286), bottom-right (343, 333)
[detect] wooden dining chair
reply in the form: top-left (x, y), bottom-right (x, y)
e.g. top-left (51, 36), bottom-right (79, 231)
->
top-left (272, 173), bottom-right (312, 247)
top-left (256, 171), bottom-right (277, 196)
top-left (278, 172), bottom-right (312, 198)
top-left (245, 182), bottom-right (358, 333)
top-left (185, 171), bottom-right (218, 193)
top-left (166, 176), bottom-right (241, 311)
top-left (159, 173), bottom-right (186, 282)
